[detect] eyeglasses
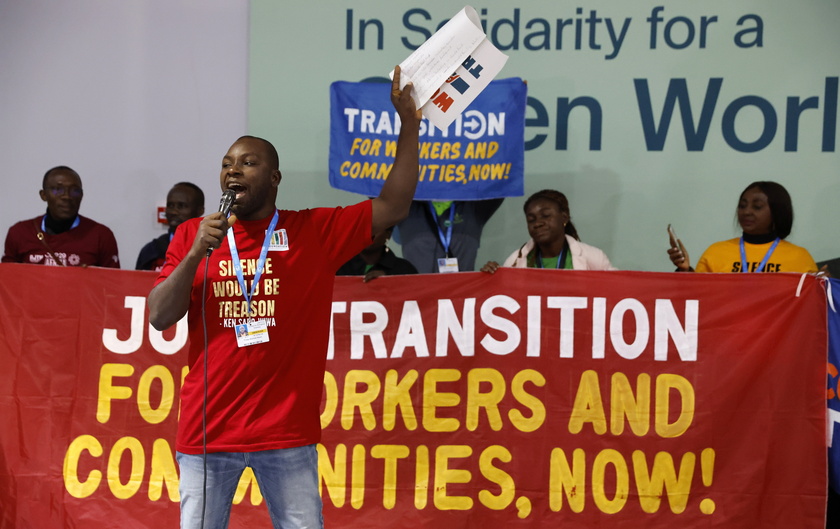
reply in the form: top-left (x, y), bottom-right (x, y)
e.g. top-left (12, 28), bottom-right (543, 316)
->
top-left (44, 186), bottom-right (84, 199)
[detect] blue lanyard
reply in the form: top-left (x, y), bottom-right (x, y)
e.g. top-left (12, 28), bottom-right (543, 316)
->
top-left (41, 215), bottom-right (80, 232)
top-left (740, 236), bottom-right (780, 273)
top-left (428, 202), bottom-right (455, 255)
top-left (226, 210), bottom-right (279, 309)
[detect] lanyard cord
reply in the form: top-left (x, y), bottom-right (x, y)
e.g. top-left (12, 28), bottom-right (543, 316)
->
top-left (227, 211), bottom-right (279, 309)
top-left (740, 237), bottom-right (780, 273)
top-left (428, 202), bottom-right (456, 257)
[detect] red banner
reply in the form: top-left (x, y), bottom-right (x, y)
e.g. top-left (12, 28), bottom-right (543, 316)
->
top-left (0, 264), bottom-right (828, 528)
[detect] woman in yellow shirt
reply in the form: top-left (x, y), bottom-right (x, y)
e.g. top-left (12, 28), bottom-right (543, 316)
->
top-left (668, 181), bottom-right (818, 273)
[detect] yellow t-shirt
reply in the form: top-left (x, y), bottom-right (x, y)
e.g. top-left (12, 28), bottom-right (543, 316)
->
top-left (695, 238), bottom-right (817, 273)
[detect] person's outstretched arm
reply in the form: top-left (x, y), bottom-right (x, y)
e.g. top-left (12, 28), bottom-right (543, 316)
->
top-left (371, 65), bottom-right (422, 236)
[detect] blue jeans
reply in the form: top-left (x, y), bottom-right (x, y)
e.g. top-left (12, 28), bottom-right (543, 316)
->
top-left (177, 445), bottom-right (323, 529)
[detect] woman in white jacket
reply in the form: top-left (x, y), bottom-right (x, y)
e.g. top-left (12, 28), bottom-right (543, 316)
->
top-left (481, 189), bottom-right (616, 272)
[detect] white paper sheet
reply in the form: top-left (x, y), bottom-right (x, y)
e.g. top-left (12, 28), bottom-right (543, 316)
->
top-left (389, 6), bottom-right (509, 131)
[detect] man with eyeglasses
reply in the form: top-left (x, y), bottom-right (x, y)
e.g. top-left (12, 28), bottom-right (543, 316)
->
top-left (1, 166), bottom-right (120, 267)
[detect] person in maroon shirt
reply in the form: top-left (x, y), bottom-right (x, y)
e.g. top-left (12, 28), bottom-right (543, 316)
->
top-left (2, 166), bottom-right (120, 267)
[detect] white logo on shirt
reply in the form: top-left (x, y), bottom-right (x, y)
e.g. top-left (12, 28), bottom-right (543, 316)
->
top-left (268, 229), bottom-right (289, 251)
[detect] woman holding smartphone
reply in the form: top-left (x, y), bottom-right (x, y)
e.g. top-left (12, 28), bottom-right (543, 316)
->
top-left (668, 181), bottom-right (818, 273)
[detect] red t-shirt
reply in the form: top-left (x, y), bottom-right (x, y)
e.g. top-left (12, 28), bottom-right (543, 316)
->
top-left (2, 215), bottom-right (120, 267)
top-left (155, 202), bottom-right (372, 454)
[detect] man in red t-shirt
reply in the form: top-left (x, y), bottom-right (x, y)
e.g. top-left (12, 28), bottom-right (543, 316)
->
top-left (2, 166), bottom-right (120, 267)
top-left (147, 67), bottom-right (420, 529)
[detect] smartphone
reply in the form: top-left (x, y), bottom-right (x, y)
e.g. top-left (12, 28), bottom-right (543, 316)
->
top-left (667, 224), bottom-right (679, 249)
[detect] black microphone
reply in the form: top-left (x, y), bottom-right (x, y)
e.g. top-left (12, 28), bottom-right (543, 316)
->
top-left (206, 189), bottom-right (236, 257)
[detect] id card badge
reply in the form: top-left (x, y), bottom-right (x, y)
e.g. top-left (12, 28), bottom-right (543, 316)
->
top-left (437, 257), bottom-right (460, 273)
top-left (234, 320), bottom-right (270, 347)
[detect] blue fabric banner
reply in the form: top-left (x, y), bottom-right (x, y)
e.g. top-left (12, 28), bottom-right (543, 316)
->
top-left (828, 278), bottom-right (840, 493)
top-left (329, 78), bottom-right (526, 201)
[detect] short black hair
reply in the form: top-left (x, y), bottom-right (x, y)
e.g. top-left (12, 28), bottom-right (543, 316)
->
top-left (739, 181), bottom-right (793, 239)
top-left (237, 135), bottom-right (279, 171)
top-left (172, 181), bottom-right (205, 208)
top-left (42, 166), bottom-right (79, 188)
